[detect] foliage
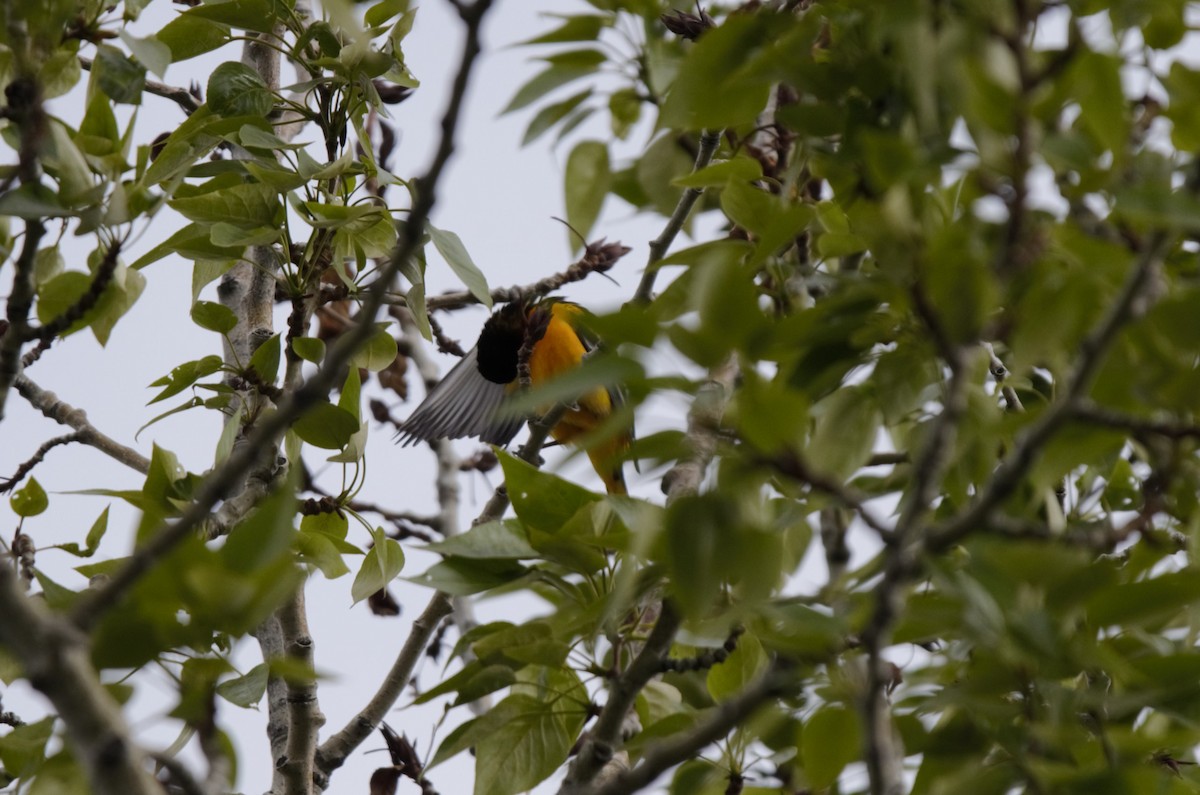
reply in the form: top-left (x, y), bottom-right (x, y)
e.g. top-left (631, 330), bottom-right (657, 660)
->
top-left (4, 0), bottom-right (1200, 794)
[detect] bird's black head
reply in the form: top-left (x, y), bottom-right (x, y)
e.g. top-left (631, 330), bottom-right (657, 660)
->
top-left (475, 301), bottom-right (526, 384)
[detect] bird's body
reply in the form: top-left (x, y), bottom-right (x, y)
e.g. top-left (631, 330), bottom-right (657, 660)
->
top-left (397, 300), bottom-right (630, 494)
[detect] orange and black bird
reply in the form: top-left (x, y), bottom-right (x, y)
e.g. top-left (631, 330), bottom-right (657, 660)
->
top-left (396, 298), bottom-right (631, 494)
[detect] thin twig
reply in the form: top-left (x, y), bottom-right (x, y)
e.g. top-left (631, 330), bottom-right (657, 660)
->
top-left (0, 220), bottom-right (46, 422)
top-left (928, 229), bottom-right (1172, 553)
top-left (13, 376), bottom-right (150, 474)
top-left (860, 360), bottom-right (969, 795)
top-left (79, 55), bottom-right (200, 114)
top-left (983, 342), bottom-right (1024, 413)
top-left (0, 432), bottom-right (83, 493)
top-left (764, 450), bottom-right (893, 538)
top-left (404, 238), bottom-right (634, 313)
top-left (0, 563), bottom-right (161, 795)
top-left (582, 662), bottom-right (794, 795)
top-left (28, 242), bottom-right (123, 343)
top-left (633, 129), bottom-right (722, 304)
top-left (313, 591), bottom-right (455, 779)
top-left (1074, 400), bottom-right (1200, 440)
top-left (561, 603), bottom-right (683, 793)
top-left (149, 751), bottom-right (207, 795)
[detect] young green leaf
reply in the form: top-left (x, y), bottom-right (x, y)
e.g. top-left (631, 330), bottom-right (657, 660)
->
top-left (11, 477), bottom-right (48, 517)
top-left (351, 528), bottom-right (405, 604)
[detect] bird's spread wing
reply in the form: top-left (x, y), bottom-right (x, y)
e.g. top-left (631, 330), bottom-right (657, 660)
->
top-left (395, 347), bottom-right (526, 448)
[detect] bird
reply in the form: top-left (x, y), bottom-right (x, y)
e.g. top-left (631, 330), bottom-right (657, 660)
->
top-left (396, 298), bottom-right (631, 494)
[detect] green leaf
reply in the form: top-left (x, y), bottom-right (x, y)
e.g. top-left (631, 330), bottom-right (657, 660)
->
top-left (0, 717), bottom-right (54, 778)
top-left (293, 401), bottom-right (360, 450)
top-left (0, 184), bottom-right (75, 219)
top-left (518, 14), bottom-right (609, 45)
top-left (27, 749), bottom-right (87, 795)
top-left (11, 477), bottom-right (48, 517)
top-left (564, 140), bottom-right (609, 245)
top-left (190, 301), bottom-right (238, 334)
top-left (184, 0), bottom-right (287, 34)
top-left (471, 621), bottom-right (551, 662)
top-left (364, 0), bottom-right (409, 27)
top-left (213, 405), bottom-right (243, 466)
top-left (292, 337), bottom-right (325, 364)
top-left (424, 520), bottom-right (539, 559)
top-left (1069, 50), bottom-right (1128, 153)
top-left (801, 705), bottom-right (862, 790)
top-left (351, 528), bottom-right (405, 604)
top-left (663, 493), bottom-right (731, 617)
top-left (338, 364), bottom-right (362, 423)
top-left (216, 663), bottom-right (269, 707)
top-left (674, 158), bottom-right (763, 189)
top-left (38, 50), bottom-right (82, 100)
top-left (498, 451), bottom-right (600, 533)
top-left (502, 61), bottom-right (601, 115)
top-left (93, 45), bottom-right (146, 104)
top-left (522, 90), bottom-right (590, 146)
top-left (348, 325), bottom-right (398, 372)
top-left (608, 87), bottom-right (641, 139)
top-left (473, 694), bottom-right (575, 795)
top-left (33, 569), bottom-right (78, 610)
top-left (118, 30), bottom-right (171, 78)
top-left (408, 557), bottom-right (529, 596)
top-left (156, 14), bottom-right (230, 62)
top-left (134, 224), bottom-right (242, 270)
top-left (807, 386), bottom-right (880, 480)
top-left (301, 511), bottom-right (349, 541)
top-left (416, 659), bottom-right (513, 705)
top-left (55, 506), bottom-right (109, 557)
top-left (706, 633), bottom-right (767, 702)
top-left (148, 355), bottom-right (225, 403)
top-left (659, 15), bottom-right (775, 130)
top-left (33, 271), bottom-right (89, 336)
top-left (297, 528), bottom-right (353, 579)
top-left (169, 182), bottom-right (282, 227)
top-left (248, 333), bottom-right (282, 384)
top-left (1088, 570), bottom-right (1200, 628)
top-left (428, 225), bottom-right (492, 309)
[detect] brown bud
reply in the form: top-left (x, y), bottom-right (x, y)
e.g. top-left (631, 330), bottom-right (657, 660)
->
top-left (373, 80), bottom-right (414, 105)
top-left (661, 7), bottom-right (715, 40)
top-left (368, 588), bottom-right (401, 617)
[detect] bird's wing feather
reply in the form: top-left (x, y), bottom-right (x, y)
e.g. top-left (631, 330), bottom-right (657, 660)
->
top-left (395, 347), bottom-right (524, 447)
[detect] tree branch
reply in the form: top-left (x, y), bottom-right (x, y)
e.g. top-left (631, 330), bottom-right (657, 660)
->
top-left (928, 229), bottom-right (1172, 553)
top-left (313, 590), bottom-right (455, 781)
top-left (763, 450), bottom-right (893, 538)
top-left (661, 355), bottom-right (739, 504)
top-left (1073, 400), bottom-right (1200, 440)
top-left (582, 661), bottom-right (794, 795)
top-left (277, 586), bottom-right (324, 795)
top-left (0, 432), bottom-right (83, 493)
top-left (65, 0), bottom-right (498, 634)
top-left (13, 375), bottom-right (151, 474)
top-left (632, 129), bottom-right (721, 304)
top-left (0, 563), bottom-right (161, 795)
top-left (860, 358), bottom-right (969, 795)
top-left (27, 241), bottom-right (122, 344)
top-left (561, 603), bottom-right (683, 794)
top-left (0, 220), bottom-right (46, 422)
top-left (417, 238), bottom-right (633, 312)
top-left (79, 55), bottom-right (200, 115)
